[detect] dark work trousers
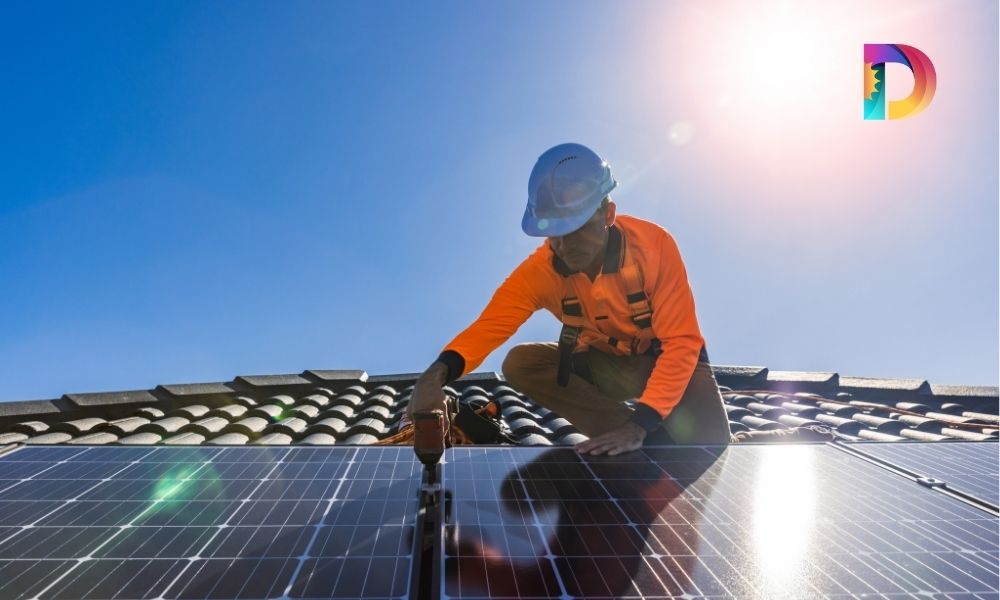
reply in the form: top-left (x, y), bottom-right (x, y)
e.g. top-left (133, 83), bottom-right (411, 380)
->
top-left (501, 342), bottom-right (733, 445)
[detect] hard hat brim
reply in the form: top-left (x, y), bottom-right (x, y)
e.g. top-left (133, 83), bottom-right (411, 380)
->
top-left (520, 178), bottom-right (616, 237)
top-left (521, 204), bottom-right (596, 237)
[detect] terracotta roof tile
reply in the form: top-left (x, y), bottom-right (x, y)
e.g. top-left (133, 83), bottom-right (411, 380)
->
top-left (0, 432), bottom-right (28, 444)
top-left (0, 366), bottom-right (995, 448)
top-left (162, 432), bottom-right (206, 445)
top-left (63, 390), bottom-right (158, 408)
top-left (206, 432), bottom-right (251, 445)
top-left (138, 417), bottom-right (190, 436)
top-left (254, 432), bottom-right (294, 445)
top-left (116, 432), bottom-right (163, 444)
top-left (298, 432), bottom-right (337, 445)
top-left (104, 416), bottom-right (151, 434)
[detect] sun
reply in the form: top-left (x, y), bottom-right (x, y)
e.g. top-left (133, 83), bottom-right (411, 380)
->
top-left (864, 62), bottom-right (881, 100)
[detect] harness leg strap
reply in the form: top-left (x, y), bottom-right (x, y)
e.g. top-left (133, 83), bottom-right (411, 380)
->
top-left (557, 325), bottom-right (581, 387)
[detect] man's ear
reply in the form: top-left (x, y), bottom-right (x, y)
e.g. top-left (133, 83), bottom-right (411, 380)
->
top-left (605, 200), bottom-right (617, 227)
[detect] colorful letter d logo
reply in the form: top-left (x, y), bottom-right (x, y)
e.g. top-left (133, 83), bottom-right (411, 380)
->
top-left (864, 44), bottom-right (937, 120)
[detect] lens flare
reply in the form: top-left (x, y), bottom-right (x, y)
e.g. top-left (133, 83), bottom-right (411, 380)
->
top-left (133, 462), bottom-right (223, 524)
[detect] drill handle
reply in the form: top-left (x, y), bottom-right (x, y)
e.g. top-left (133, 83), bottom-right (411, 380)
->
top-left (413, 408), bottom-right (447, 467)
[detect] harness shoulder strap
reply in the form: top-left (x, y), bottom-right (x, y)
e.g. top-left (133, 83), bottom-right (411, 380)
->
top-left (555, 225), bottom-right (661, 386)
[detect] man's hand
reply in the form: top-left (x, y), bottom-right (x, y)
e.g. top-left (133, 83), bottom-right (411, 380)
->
top-left (575, 421), bottom-right (647, 456)
top-left (408, 361), bottom-right (450, 422)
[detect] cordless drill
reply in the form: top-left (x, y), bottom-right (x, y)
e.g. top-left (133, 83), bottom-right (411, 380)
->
top-left (412, 409), bottom-right (446, 482)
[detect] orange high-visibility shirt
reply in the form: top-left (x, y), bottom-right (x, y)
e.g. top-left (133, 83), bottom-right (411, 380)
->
top-left (437, 214), bottom-right (708, 421)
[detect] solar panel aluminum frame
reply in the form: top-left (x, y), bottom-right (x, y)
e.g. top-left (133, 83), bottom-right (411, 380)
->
top-left (832, 440), bottom-right (1000, 516)
top-left (410, 463), bottom-right (444, 600)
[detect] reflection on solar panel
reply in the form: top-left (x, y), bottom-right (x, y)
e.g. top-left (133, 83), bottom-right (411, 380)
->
top-left (845, 441), bottom-right (999, 507)
top-left (0, 446), bottom-right (418, 599)
top-left (441, 446), bottom-right (1000, 599)
top-left (2, 443), bottom-right (998, 599)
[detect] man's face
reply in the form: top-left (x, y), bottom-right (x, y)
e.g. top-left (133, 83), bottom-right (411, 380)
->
top-left (548, 204), bottom-right (610, 272)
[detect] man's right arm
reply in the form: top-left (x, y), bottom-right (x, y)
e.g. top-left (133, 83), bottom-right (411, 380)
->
top-left (409, 249), bottom-right (549, 416)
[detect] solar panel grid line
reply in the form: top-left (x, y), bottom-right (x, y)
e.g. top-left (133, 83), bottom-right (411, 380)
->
top-left (798, 450), bottom-right (998, 597)
top-left (831, 442), bottom-right (998, 515)
top-left (158, 448), bottom-right (307, 598)
top-left (816, 514), bottom-right (939, 558)
top-left (161, 446), bottom-right (392, 599)
top-left (443, 448), bottom-right (565, 599)
top-left (781, 483), bottom-right (983, 563)
top-left (507, 456), bottom-right (571, 599)
top-left (874, 553), bottom-right (989, 597)
top-left (811, 544), bottom-right (919, 597)
top-left (825, 455), bottom-right (980, 524)
top-left (440, 446), bottom-right (999, 599)
top-left (580, 449), bottom-right (754, 599)
top-left (275, 446), bottom-right (355, 599)
top-left (816, 460), bottom-right (988, 592)
top-left (837, 442), bottom-right (1000, 510)
top-left (603, 448), bottom-right (749, 599)
top-left (611, 453), bottom-right (728, 595)
top-left (0, 447), bottom-right (161, 549)
top-left (2, 444), bottom-right (998, 599)
top-left (3, 450), bottom-right (238, 596)
top-left (602, 451), bottom-right (721, 598)
top-left (0, 445), bottom-right (421, 599)
top-left (443, 447), bottom-right (745, 599)
top-left (646, 473), bottom-right (813, 599)
top-left (0, 446), bottom-right (140, 499)
top-left (899, 516), bottom-right (995, 555)
top-left (765, 487), bottom-right (982, 597)
top-left (0, 457), bottom-right (124, 489)
top-left (635, 450), bottom-right (832, 599)
top-left (16, 448), bottom-right (222, 600)
top-left (286, 449), bottom-right (415, 597)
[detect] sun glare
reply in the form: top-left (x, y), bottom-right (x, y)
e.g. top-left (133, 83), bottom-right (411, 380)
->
top-left (711, 2), bottom-right (845, 125)
top-left (751, 446), bottom-right (817, 595)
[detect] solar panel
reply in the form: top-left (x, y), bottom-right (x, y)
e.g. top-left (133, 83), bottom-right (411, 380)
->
top-left (440, 445), bottom-right (999, 599)
top-left (0, 445), bottom-right (420, 599)
top-left (844, 441), bottom-right (999, 507)
top-left (2, 443), bottom-right (998, 599)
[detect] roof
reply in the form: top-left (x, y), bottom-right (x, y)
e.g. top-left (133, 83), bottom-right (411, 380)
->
top-left (0, 367), bottom-right (996, 599)
top-left (0, 365), bottom-right (996, 446)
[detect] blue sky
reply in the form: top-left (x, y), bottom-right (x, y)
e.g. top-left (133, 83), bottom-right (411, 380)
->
top-left (1, 1), bottom-right (997, 402)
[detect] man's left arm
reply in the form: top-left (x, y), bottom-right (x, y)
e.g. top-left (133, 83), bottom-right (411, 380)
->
top-left (577, 231), bottom-right (704, 455)
top-left (629, 232), bottom-right (704, 429)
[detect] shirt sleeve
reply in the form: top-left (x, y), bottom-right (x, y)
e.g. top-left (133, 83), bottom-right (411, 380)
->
top-left (632, 231), bottom-right (705, 422)
top-left (436, 249), bottom-right (549, 381)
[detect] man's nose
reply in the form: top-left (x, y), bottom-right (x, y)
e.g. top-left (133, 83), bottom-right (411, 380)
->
top-left (549, 236), bottom-right (563, 250)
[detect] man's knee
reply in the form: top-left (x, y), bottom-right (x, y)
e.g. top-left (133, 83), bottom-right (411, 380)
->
top-left (501, 343), bottom-right (557, 392)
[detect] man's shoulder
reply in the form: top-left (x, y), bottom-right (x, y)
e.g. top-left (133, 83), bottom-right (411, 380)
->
top-left (617, 214), bottom-right (674, 244)
top-left (515, 238), bottom-right (558, 276)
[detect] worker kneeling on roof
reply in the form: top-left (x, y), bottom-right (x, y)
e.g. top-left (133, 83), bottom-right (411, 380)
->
top-left (409, 143), bottom-right (733, 456)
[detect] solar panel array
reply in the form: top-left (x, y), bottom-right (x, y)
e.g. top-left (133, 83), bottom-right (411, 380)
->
top-left (0, 446), bottom-right (419, 599)
top-left (846, 441), bottom-right (999, 507)
top-left (441, 446), bottom-right (999, 599)
top-left (1, 443), bottom-right (997, 600)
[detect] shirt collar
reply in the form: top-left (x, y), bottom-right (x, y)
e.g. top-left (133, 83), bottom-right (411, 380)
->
top-left (551, 224), bottom-right (623, 277)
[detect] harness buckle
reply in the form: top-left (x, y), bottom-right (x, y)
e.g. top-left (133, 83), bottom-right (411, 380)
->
top-left (559, 326), bottom-right (579, 347)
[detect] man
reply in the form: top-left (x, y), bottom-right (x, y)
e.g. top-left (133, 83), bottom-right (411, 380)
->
top-left (409, 142), bottom-right (733, 456)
